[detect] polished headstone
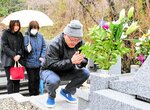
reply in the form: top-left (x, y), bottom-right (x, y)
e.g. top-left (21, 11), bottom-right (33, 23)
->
top-left (110, 55), bottom-right (150, 101)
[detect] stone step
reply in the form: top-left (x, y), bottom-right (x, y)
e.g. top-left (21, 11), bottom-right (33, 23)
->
top-left (76, 83), bottom-right (90, 110)
top-left (0, 85), bottom-right (29, 95)
top-left (90, 89), bottom-right (150, 110)
top-left (76, 86), bottom-right (90, 101)
top-left (0, 79), bottom-right (28, 90)
top-left (0, 70), bottom-right (69, 96)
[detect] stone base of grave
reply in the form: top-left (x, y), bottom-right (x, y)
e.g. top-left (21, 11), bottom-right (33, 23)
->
top-left (78, 55), bottom-right (150, 110)
top-left (109, 73), bottom-right (137, 95)
top-left (135, 84), bottom-right (150, 102)
top-left (109, 73), bottom-right (150, 102)
top-left (90, 73), bottom-right (119, 92)
top-left (90, 89), bottom-right (150, 110)
top-left (136, 95), bottom-right (150, 103)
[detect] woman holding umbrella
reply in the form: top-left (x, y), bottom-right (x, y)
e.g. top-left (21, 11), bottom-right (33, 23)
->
top-left (24, 20), bottom-right (46, 96)
top-left (1, 20), bottom-right (25, 94)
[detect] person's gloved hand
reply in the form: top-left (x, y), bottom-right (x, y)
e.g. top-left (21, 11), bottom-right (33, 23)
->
top-left (77, 57), bottom-right (88, 68)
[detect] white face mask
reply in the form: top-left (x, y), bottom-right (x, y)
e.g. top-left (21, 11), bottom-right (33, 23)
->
top-left (30, 29), bottom-right (38, 35)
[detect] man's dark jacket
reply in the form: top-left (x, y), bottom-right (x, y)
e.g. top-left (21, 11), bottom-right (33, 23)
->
top-left (41, 33), bottom-right (83, 74)
top-left (1, 29), bottom-right (25, 67)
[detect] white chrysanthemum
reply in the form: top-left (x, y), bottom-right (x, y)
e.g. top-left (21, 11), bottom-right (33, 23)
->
top-left (136, 42), bottom-right (142, 46)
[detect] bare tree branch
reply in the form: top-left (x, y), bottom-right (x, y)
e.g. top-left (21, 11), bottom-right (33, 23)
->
top-left (77, 0), bottom-right (98, 24)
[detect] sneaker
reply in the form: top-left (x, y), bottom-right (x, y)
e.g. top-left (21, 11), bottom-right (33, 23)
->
top-left (60, 89), bottom-right (77, 103)
top-left (45, 97), bottom-right (55, 108)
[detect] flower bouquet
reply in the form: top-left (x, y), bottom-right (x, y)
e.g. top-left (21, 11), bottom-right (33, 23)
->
top-left (80, 7), bottom-right (139, 70)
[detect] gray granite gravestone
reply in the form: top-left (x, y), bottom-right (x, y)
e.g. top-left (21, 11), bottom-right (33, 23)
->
top-left (77, 56), bottom-right (121, 110)
top-left (110, 55), bottom-right (150, 102)
top-left (88, 56), bottom-right (150, 110)
top-left (78, 55), bottom-right (150, 110)
top-left (134, 55), bottom-right (150, 101)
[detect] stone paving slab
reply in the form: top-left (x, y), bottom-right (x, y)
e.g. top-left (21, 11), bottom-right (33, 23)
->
top-left (30, 91), bottom-right (78, 110)
top-left (0, 86), bottom-right (78, 110)
top-left (0, 93), bottom-right (29, 102)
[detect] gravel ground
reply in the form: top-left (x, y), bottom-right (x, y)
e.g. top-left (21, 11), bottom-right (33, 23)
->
top-left (0, 97), bottom-right (41, 110)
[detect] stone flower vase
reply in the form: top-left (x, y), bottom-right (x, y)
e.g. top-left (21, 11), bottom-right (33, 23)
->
top-left (96, 69), bottom-right (110, 77)
top-left (100, 69), bottom-right (109, 74)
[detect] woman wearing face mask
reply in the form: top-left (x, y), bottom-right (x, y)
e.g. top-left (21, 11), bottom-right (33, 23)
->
top-left (1, 20), bottom-right (25, 94)
top-left (24, 20), bottom-right (46, 96)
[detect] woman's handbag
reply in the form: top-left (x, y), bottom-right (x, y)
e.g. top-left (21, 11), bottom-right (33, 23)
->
top-left (10, 61), bottom-right (25, 80)
top-left (27, 35), bottom-right (32, 53)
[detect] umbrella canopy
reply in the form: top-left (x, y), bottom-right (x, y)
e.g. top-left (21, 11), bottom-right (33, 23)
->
top-left (1, 10), bottom-right (53, 27)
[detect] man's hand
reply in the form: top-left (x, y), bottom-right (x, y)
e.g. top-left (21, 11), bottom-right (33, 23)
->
top-left (71, 51), bottom-right (84, 64)
top-left (13, 55), bottom-right (21, 62)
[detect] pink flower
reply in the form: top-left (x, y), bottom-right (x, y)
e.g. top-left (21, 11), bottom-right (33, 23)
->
top-left (102, 24), bottom-right (109, 30)
top-left (98, 19), bottom-right (109, 30)
top-left (138, 54), bottom-right (145, 64)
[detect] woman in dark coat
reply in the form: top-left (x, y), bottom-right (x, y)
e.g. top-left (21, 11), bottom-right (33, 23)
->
top-left (1, 20), bottom-right (24, 94)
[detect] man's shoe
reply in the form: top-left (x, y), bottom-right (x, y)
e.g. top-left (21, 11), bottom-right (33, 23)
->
top-left (45, 97), bottom-right (55, 108)
top-left (60, 89), bottom-right (77, 103)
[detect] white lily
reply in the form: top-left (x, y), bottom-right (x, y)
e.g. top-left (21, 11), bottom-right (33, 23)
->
top-left (128, 6), bottom-right (134, 19)
top-left (126, 21), bottom-right (139, 35)
top-left (119, 9), bottom-right (125, 22)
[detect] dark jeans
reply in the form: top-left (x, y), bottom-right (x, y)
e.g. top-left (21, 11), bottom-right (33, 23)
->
top-left (40, 68), bottom-right (90, 98)
top-left (5, 67), bottom-right (20, 94)
top-left (26, 67), bottom-right (40, 96)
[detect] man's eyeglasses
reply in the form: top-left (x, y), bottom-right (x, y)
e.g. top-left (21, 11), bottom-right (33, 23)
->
top-left (68, 36), bottom-right (82, 43)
